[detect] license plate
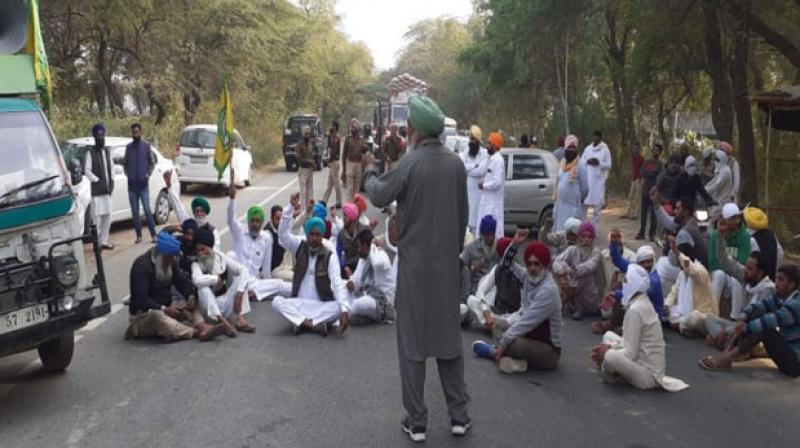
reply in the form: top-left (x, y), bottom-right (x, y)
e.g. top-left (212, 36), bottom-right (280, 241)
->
top-left (0, 304), bottom-right (50, 335)
top-left (190, 156), bottom-right (207, 164)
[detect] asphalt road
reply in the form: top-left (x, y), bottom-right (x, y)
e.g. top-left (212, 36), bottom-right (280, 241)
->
top-left (1, 167), bottom-right (797, 448)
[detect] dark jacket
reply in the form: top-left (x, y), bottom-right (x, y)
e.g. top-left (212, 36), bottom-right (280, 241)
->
top-left (89, 146), bottom-right (114, 196)
top-left (123, 140), bottom-right (156, 189)
top-left (656, 170), bottom-right (681, 204)
top-left (264, 222), bottom-right (285, 271)
top-left (129, 250), bottom-right (194, 315)
top-left (292, 242), bottom-right (334, 300)
top-left (675, 171), bottom-right (715, 205)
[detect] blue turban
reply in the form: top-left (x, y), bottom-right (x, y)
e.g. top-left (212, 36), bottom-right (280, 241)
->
top-left (156, 231), bottom-right (181, 256)
top-left (479, 215), bottom-right (497, 236)
top-left (91, 123), bottom-right (106, 137)
top-left (312, 202), bottom-right (328, 220)
top-left (304, 217), bottom-right (325, 236)
top-left (181, 219), bottom-right (198, 233)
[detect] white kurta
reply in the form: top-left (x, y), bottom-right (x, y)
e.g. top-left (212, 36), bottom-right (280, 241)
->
top-left (461, 147), bottom-right (489, 234)
top-left (580, 142), bottom-right (612, 206)
top-left (602, 294), bottom-right (689, 392)
top-left (464, 266), bottom-right (520, 327)
top-left (191, 251), bottom-right (251, 322)
top-left (476, 151), bottom-right (505, 238)
top-left (272, 203), bottom-right (349, 327)
top-left (227, 198), bottom-right (291, 301)
top-left (83, 150), bottom-right (113, 216)
top-left (348, 245), bottom-right (396, 322)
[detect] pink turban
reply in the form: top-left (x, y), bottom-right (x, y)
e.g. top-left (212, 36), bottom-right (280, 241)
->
top-left (342, 203), bottom-right (359, 221)
top-left (578, 221), bottom-right (596, 239)
top-left (718, 141), bottom-right (733, 155)
top-left (564, 134), bottom-right (579, 149)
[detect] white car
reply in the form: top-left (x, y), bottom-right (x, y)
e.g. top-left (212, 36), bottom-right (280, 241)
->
top-left (62, 137), bottom-right (175, 233)
top-left (174, 124), bottom-right (254, 192)
top-left (444, 135), bottom-right (469, 154)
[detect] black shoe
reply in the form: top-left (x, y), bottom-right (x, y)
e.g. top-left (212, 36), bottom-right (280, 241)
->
top-left (401, 417), bottom-right (426, 443)
top-left (334, 203), bottom-right (341, 209)
top-left (135, 236), bottom-right (143, 244)
top-left (634, 233), bottom-right (645, 240)
top-left (451, 419), bottom-right (472, 437)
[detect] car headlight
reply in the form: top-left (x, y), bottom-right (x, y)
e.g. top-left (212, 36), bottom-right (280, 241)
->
top-left (53, 255), bottom-right (80, 287)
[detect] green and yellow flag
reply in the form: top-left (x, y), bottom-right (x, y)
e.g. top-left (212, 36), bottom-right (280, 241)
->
top-left (25, 0), bottom-right (52, 109)
top-left (214, 80), bottom-right (235, 180)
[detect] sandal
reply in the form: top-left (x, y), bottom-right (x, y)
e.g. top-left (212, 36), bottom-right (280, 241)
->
top-left (236, 322), bottom-right (256, 333)
top-left (698, 355), bottom-right (730, 372)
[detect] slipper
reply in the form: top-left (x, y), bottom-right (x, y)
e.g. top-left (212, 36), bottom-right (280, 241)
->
top-left (698, 355), bottom-right (730, 372)
top-left (236, 323), bottom-right (256, 333)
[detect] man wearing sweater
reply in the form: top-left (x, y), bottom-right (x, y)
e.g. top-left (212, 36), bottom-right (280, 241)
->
top-left (700, 264), bottom-right (800, 378)
top-left (472, 231), bottom-right (562, 374)
top-left (123, 123), bottom-right (157, 244)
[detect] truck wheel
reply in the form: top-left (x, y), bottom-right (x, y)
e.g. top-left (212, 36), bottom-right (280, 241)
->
top-left (38, 332), bottom-right (75, 373)
top-left (538, 207), bottom-right (554, 229)
top-left (154, 190), bottom-right (171, 224)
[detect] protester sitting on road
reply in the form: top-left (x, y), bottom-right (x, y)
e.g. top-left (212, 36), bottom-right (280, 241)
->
top-left (460, 215), bottom-right (500, 300)
top-left (191, 227), bottom-right (255, 336)
top-left (592, 264), bottom-right (689, 392)
top-left (164, 170), bottom-right (220, 251)
top-left (704, 151), bottom-right (735, 219)
top-left (353, 193), bottom-right (377, 230)
top-left (226, 174), bottom-right (291, 302)
top-left (663, 235), bottom-right (717, 337)
top-left (600, 229), bottom-right (636, 293)
top-left (699, 264), bottom-right (800, 378)
top-left (337, 202), bottom-right (369, 277)
top-left (592, 244), bottom-right (663, 335)
top-left (345, 228), bottom-right (396, 325)
top-left (553, 221), bottom-right (602, 320)
top-left (461, 237), bottom-right (522, 331)
top-left (538, 217), bottom-right (581, 255)
top-left (709, 204), bottom-right (756, 319)
top-left (743, 207), bottom-right (784, 280)
top-left (264, 205), bottom-right (294, 282)
top-left (472, 233), bottom-right (562, 373)
top-left (705, 250), bottom-right (775, 349)
top-left (676, 155), bottom-right (717, 208)
top-left (273, 193), bottom-right (350, 337)
top-left (126, 232), bottom-right (224, 342)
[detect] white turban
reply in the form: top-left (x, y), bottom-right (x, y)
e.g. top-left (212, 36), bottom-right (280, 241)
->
top-left (635, 245), bottom-right (655, 263)
top-left (564, 217), bottom-right (582, 234)
top-left (622, 264), bottom-right (651, 307)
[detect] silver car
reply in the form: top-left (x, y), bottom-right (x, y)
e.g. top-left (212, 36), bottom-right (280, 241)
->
top-left (500, 148), bottom-right (559, 232)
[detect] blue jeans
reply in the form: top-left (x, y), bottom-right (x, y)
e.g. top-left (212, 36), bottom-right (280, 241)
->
top-left (128, 184), bottom-right (156, 238)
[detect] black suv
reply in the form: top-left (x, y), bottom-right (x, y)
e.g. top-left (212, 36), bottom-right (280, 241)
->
top-left (282, 114), bottom-right (326, 172)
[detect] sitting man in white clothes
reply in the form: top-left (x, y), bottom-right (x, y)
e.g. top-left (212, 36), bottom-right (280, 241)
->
top-left (191, 226), bottom-right (255, 335)
top-left (345, 228), bottom-right (396, 325)
top-left (592, 264), bottom-right (689, 392)
top-left (663, 235), bottom-right (718, 337)
top-left (273, 192), bottom-right (350, 337)
top-left (227, 173), bottom-right (291, 302)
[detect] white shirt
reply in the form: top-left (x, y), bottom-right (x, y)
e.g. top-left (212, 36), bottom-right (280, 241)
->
top-left (191, 250), bottom-right (249, 294)
top-left (352, 245), bottom-right (395, 304)
top-left (580, 142), bottom-right (612, 205)
top-left (227, 198), bottom-right (273, 279)
top-left (482, 152), bottom-right (505, 195)
top-left (279, 203), bottom-right (348, 312)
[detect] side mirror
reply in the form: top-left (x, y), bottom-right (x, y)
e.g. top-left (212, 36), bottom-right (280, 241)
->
top-left (69, 159), bottom-right (83, 185)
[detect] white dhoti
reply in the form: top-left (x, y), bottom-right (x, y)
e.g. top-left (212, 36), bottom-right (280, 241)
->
top-left (711, 270), bottom-right (745, 318)
top-left (272, 296), bottom-right (342, 327)
top-left (198, 286), bottom-right (251, 323)
top-left (601, 332), bottom-right (658, 390)
top-left (656, 257), bottom-right (680, 299)
top-left (348, 294), bottom-right (382, 323)
top-left (92, 194), bottom-right (112, 245)
top-left (463, 295), bottom-right (519, 327)
top-left (249, 278), bottom-right (292, 301)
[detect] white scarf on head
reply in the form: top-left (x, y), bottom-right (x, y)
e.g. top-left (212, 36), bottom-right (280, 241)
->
top-left (622, 264), bottom-right (651, 308)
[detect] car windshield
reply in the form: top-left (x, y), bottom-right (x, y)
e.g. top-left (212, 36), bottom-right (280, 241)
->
top-left (288, 119), bottom-right (317, 135)
top-left (180, 130), bottom-right (217, 148)
top-left (0, 111), bottom-right (67, 208)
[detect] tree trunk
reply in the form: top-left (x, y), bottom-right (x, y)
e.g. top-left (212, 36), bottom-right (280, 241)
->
top-left (701, 1), bottom-right (735, 142)
top-left (730, 16), bottom-right (758, 205)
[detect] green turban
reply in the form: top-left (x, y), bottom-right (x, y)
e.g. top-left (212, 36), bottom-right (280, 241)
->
top-left (191, 197), bottom-right (210, 215)
top-left (409, 95), bottom-right (445, 136)
top-left (247, 205), bottom-right (265, 223)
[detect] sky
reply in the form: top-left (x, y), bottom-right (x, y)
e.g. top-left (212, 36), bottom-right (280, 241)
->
top-left (300, 0), bottom-right (474, 71)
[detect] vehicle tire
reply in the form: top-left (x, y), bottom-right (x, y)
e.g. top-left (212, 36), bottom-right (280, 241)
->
top-left (154, 190), bottom-right (171, 224)
top-left (37, 332), bottom-right (75, 373)
top-left (538, 206), bottom-right (554, 229)
top-left (180, 182), bottom-right (189, 194)
top-left (83, 205), bottom-right (93, 236)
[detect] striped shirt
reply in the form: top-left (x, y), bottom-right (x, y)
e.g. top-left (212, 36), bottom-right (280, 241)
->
top-left (744, 291), bottom-right (800, 358)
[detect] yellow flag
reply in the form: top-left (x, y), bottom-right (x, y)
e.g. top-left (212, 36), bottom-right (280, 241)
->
top-left (214, 80), bottom-right (235, 180)
top-left (25, 0), bottom-right (52, 109)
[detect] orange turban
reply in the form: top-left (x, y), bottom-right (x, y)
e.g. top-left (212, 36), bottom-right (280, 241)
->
top-left (488, 132), bottom-right (503, 149)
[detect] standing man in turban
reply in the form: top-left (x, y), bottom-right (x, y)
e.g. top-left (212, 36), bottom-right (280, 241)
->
top-left (553, 135), bottom-right (587, 231)
top-left (581, 130), bottom-right (612, 226)
top-left (718, 141), bottom-right (740, 202)
top-left (227, 169), bottom-right (291, 301)
top-left (272, 192), bottom-right (350, 336)
top-left (462, 125), bottom-right (488, 236)
top-left (296, 125), bottom-right (316, 206)
top-left (476, 132), bottom-right (506, 239)
top-left (322, 121), bottom-right (343, 207)
top-left (471, 231), bottom-right (562, 373)
top-left (362, 95), bottom-right (471, 442)
top-left (84, 123), bottom-right (115, 250)
top-left (342, 119), bottom-right (366, 201)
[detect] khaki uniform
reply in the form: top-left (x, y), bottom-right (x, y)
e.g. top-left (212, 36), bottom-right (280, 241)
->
top-left (296, 139), bottom-right (316, 204)
top-left (383, 135), bottom-right (405, 172)
top-left (323, 134), bottom-right (342, 205)
top-left (343, 135), bottom-right (365, 200)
